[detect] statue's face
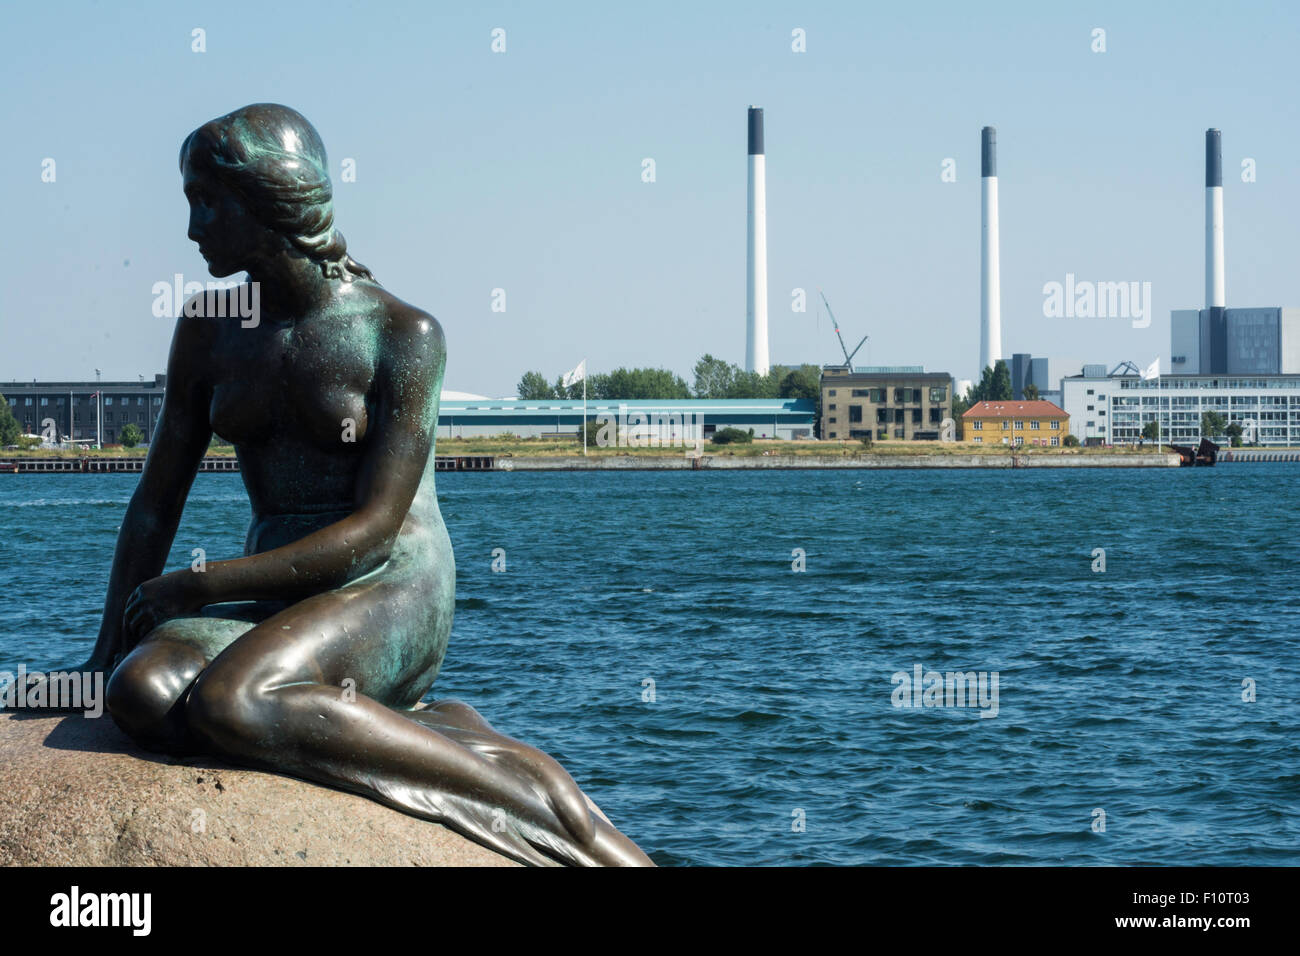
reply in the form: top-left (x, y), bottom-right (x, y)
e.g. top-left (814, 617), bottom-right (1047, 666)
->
top-left (182, 154), bottom-right (269, 278)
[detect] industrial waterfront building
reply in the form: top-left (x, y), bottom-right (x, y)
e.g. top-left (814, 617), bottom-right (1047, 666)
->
top-left (1009, 353), bottom-right (1079, 406)
top-left (961, 400), bottom-right (1069, 446)
top-left (438, 398), bottom-right (815, 441)
top-left (1, 378), bottom-right (816, 445)
top-left (1061, 370), bottom-right (1300, 446)
top-left (1, 376), bottom-right (166, 445)
top-left (1170, 308), bottom-right (1300, 375)
top-left (819, 367), bottom-right (953, 441)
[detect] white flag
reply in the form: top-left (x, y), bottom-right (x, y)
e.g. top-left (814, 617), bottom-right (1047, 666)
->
top-left (1140, 357), bottom-right (1160, 380)
top-left (561, 360), bottom-right (586, 388)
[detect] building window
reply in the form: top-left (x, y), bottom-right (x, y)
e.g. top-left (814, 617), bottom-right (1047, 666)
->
top-left (40, 397), bottom-right (48, 406)
top-left (828, 389), bottom-right (837, 396)
top-left (1014, 420), bottom-right (1024, 429)
top-left (828, 404), bottom-right (836, 410)
top-left (829, 417), bottom-right (837, 424)
top-left (1014, 436), bottom-right (1024, 446)
top-left (1050, 420), bottom-right (1060, 429)
top-left (153, 397), bottom-right (162, 405)
top-left (972, 421), bottom-right (983, 430)
top-left (849, 406), bottom-right (863, 423)
top-left (137, 397), bottom-right (144, 405)
top-left (1002, 421), bottom-right (1009, 429)
top-left (973, 436), bottom-right (982, 443)
top-left (24, 398), bottom-right (32, 405)
top-left (1050, 437), bottom-right (1059, 446)
top-left (1087, 389), bottom-right (1094, 395)
top-left (829, 432), bottom-right (837, 439)
top-left (851, 389), bottom-right (870, 397)
top-left (929, 387), bottom-right (947, 402)
top-left (871, 388), bottom-right (887, 403)
top-left (1030, 420), bottom-right (1040, 429)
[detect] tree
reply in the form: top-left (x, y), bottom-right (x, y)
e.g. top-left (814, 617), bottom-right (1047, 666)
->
top-left (711, 426), bottom-right (753, 445)
top-left (0, 394), bottom-right (19, 446)
top-left (967, 360), bottom-right (1012, 404)
top-left (592, 367), bottom-right (691, 400)
top-left (1023, 383), bottom-right (1041, 401)
top-left (692, 354), bottom-right (737, 399)
top-left (119, 423), bottom-right (144, 448)
top-left (1225, 422), bottom-right (1243, 447)
top-left (1063, 434), bottom-right (1081, 447)
top-left (579, 419), bottom-right (604, 448)
top-left (517, 371), bottom-right (554, 400)
top-left (1141, 421), bottom-right (1160, 442)
top-left (778, 365), bottom-right (821, 402)
top-left (990, 360), bottom-right (1013, 400)
top-left (1201, 410), bottom-right (1227, 437)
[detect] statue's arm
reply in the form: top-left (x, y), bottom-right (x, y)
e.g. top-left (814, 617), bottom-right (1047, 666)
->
top-left (125, 309), bottom-right (444, 631)
top-left (91, 315), bottom-right (214, 666)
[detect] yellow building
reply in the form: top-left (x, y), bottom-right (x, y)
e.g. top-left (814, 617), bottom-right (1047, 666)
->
top-left (961, 400), bottom-right (1070, 446)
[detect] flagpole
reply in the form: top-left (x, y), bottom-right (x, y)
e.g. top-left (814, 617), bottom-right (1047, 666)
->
top-left (582, 364), bottom-right (588, 457)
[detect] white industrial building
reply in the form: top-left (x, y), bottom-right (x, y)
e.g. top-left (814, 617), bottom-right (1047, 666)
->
top-left (1061, 366), bottom-right (1300, 446)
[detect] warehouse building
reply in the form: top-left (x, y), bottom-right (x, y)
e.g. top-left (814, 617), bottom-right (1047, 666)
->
top-left (439, 398), bottom-right (816, 440)
top-left (2, 377), bottom-right (817, 446)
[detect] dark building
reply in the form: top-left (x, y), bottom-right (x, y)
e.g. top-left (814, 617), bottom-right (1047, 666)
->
top-left (820, 366), bottom-right (953, 441)
top-left (1, 375), bottom-right (167, 445)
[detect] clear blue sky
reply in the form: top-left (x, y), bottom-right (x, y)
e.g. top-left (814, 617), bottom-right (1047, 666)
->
top-left (2, 0), bottom-right (1297, 394)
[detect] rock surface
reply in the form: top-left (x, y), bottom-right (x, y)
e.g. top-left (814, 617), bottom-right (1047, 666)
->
top-left (0, 712), bottom-right (516, 866)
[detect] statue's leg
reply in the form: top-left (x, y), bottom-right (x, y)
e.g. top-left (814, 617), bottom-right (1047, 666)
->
top-left (183, 561), bottom-right (651, 866)
top-left (105, 603), bottom-right (281, 754)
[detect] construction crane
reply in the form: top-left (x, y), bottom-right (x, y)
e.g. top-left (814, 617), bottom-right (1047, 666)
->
top-left (818, 289), bottom-right (869, 368)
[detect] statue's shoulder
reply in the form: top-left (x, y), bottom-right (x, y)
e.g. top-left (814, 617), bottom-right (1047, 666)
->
top-left (362, 283), bottom-right (445, 355)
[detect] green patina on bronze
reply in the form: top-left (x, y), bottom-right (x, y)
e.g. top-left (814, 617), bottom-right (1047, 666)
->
top-left (59, 104), bottom-right (649, 867)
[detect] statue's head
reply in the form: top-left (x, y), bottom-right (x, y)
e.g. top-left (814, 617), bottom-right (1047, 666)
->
top-left (180, 103), bottom-right (371, 281)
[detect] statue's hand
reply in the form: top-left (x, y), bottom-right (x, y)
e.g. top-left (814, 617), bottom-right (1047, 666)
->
top-left (122, 574), bottom-right (203, 649)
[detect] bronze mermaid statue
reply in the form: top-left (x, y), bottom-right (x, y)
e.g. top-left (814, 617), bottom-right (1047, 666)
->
top-left (66, 103), bottom-right (650, 867)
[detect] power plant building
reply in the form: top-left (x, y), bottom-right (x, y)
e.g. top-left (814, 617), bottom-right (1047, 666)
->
top-left (1170, 129), bottom-right (1300, 376)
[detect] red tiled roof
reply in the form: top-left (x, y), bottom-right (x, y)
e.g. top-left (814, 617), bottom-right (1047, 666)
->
top-left (962, 400), bottom-right (1068, 419)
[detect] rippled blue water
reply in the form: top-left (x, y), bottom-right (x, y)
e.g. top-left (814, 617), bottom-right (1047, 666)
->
top-left (2, 468), bottom-right (1298, 865)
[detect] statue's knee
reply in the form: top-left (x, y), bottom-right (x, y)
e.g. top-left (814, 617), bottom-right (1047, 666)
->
top-left (186, 668), bottom-right (264, 754)
top-left (106, 649), bottom-right (199, 753)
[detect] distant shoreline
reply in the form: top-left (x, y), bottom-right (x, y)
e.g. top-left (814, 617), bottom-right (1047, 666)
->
top-left (1, 448), bottom-right (1183, 472)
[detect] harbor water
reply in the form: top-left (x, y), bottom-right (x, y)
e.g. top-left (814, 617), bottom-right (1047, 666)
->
top-left (1, 468), bottom-right (1297, 865)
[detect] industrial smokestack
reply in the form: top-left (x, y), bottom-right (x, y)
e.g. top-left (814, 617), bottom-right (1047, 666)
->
top-left (1205, 128), bottom-right (1225, 309)
top-left (979, 126), bottom-right (1002, 374)
top-left (746, 106), bottom-right (769, 375)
